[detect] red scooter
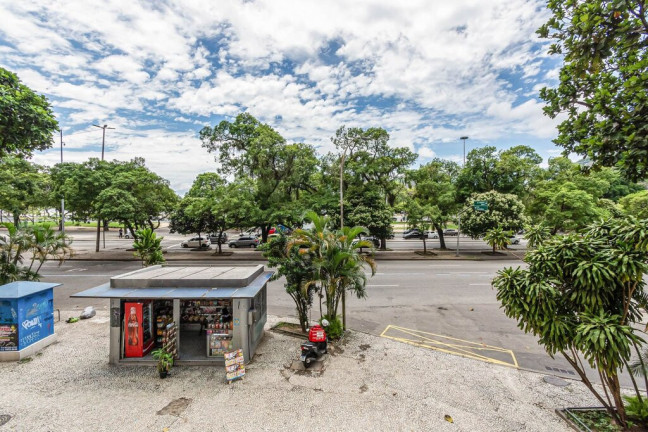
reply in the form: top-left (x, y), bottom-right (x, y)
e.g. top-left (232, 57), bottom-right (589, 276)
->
top-left (300, 321), bottom-right (328, 368)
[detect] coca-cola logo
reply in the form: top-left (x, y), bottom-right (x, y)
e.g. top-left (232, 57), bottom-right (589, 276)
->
top-left (22, 317), bottom-right (42, 330)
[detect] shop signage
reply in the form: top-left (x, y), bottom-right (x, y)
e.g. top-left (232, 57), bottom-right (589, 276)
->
top-left (224, 349), bottom-right (245, 383)
top-left (0, 325), bottom-right (18, 351)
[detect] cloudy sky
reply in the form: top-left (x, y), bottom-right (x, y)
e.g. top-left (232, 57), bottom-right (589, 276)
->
top-left (0, 0), bottom-right (562, 194)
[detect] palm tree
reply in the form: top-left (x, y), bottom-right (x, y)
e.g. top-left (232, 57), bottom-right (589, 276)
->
top-left (483, 227), bottom-right (510, 254)
top-left (133, 228), bottom-right (165, 267)
top-left (0, 223), bottom-right (72, 283)
top-left (27, 224), bottom-right (73, 274)
top-left (525, 224), bottom-right (550, 249)
top-left (288, 211), bottom-right (376, 323)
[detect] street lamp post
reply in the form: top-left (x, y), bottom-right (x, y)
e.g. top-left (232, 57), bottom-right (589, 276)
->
top-left (60, 130), bottom-right (65, 236)
top-left (339, 145), bottom-right (350, 331)
top-left (457, 136), bottom-right (469, 257)
top-left (93, 124), bottom-right (114, 252)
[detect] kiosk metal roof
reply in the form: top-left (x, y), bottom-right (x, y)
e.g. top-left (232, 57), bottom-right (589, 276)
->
top-left (0, 281), bottom-right (62, 299)
top-left (72, 267), bottom-right (272, 300)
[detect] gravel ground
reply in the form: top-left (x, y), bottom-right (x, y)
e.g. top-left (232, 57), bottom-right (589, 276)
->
top-left (0, 310), bottom-right (600, 431)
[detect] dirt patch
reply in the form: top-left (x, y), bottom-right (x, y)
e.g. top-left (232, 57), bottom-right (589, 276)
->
top-left (157, 397), bottom-right (192, 417)
top-left (480, 251), bottom-right (507, 256)
top-left (360, 384), bottom-right (368, 393)
top-left (414, 251), bottom-right (437, 256)
top-left (0, 415), bottom-right (11, 426)
top-left (359, 344), bottom-right (371, 351)
top-left (271, 322), bottom-right (307, 339)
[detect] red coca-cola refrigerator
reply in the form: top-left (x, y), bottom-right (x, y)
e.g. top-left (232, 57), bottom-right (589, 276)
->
top-left (124, 301), bottom-right (154, 357)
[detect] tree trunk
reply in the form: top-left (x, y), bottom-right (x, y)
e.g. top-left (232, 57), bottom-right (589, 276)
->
top-left (438, 227), bottom-right (446, 249)
top-left (103, 219), bottom-right (109, 231)
top-left (380, 237), bottom-right (386, 250)
top-left (217, 229), bottom-right (224, 254)
top-left (261, 224), bottom-right (271, 243)
top-left (422, 236), bottom-right (427, 254)
top-left (13, 213), bottom-right (19, 226)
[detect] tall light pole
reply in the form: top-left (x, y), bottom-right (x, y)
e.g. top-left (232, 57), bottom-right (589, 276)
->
top-left (339, 144), bottom-right (350, 331)
top-left (456, 136), bottom-right (469, 257)
top-left (93, 124), bottom-right (114, 252)
top-left (60, 130), bottom-right (65, 236)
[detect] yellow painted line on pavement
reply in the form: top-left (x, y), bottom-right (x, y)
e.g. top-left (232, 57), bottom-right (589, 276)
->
top-left (380, 325), bottom-right (518, 368)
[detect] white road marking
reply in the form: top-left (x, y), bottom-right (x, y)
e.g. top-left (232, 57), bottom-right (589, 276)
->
top-left (41, 274), bottom-right (116, 277)
top-left (65, 268), bottom-right (87, 272)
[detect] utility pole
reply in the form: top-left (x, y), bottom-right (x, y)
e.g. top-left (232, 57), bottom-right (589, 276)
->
top-left (60, 130), bottom-right (65, 236)
top-left (339, 145), bottom-right (349, 331)
top-left (93, 124), bottom-right (114, 252)
top-left (457, 136), bottom-right (469, 257)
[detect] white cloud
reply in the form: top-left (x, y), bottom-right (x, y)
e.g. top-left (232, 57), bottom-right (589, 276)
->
top-left (0, 0), bottom-right (563, 192)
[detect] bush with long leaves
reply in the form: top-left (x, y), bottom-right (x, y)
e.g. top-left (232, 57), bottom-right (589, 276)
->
top-left (0, 223), bottom-right (73, 284)
top-left (132, 228), bottom-right (165, 267)
top-left (493, 216), bottom-right (648, 427)
top-left (483, 227), bottom-right (510, 254)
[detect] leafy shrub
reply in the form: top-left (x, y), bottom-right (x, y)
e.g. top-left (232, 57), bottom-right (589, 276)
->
top-left (624, 396), bottom-right (648, 422)
top-left (322, 315), bottom-right (343, 340)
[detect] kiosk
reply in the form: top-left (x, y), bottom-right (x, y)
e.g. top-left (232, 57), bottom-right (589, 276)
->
top-left (0, 281), bottom-right (60, 361)
top-left (72, 265), bottom-right (271, 365)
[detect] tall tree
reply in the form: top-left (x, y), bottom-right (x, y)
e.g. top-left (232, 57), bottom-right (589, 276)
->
top-left (538, 0), bottom-right (648, 181)
top-left (0, 67), bottom-right (59, 159)
top-left (0, 157), bottom-right (48, 225)
top-left (460, 190), bottom-right (528, 238)
top-left (200, 113), bottom-right (318, 242)
top-left (456, 145), bottom-right (542, 201)
top-left (406, 159), bottom-right (460, 249)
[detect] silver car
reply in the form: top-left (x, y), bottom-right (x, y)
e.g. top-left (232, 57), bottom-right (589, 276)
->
top-left (228, 236), bottom-right (260, 248)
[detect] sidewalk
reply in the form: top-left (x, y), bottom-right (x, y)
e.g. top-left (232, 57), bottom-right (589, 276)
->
top-left (0, 310), bottom-right (597, 431)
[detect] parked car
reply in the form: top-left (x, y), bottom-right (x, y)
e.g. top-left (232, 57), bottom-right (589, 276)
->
top-left (228, 236), bottom-right (259, 248)
top-left (403, 229), bottom-right (427, 239)
top-left (181, 237), bottom-right (210, 248)
top-left (209, 232), bottom-right (228, 244)
top-left (443, 229), bottom-right (458, 236)
top-left (359, 235), bottom-right (380, 248)
top-left (427, 231), bottom-right (439, 239)
top-left (509, 235), bottom-right (520, 245)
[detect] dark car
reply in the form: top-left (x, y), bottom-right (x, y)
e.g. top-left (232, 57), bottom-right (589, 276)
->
top-left (209, 232), bottom-right (228, 244)
top-left (403, 229), bottom-right (428, 239)
top-left (443, 229), bottom-right (458, 236)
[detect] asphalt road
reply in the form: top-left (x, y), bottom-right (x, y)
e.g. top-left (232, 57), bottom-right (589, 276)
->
top-left (61, 227), bottom-right (527, 254)
top-left (39, 257), bottom-right (631, 387)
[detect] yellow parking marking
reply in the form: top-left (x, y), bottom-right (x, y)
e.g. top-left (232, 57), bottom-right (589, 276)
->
top-left (380, 325), bottom-right (518, 368)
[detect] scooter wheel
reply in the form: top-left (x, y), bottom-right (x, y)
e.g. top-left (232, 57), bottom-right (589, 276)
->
top-left (302, 356), bottom-right (313, 368)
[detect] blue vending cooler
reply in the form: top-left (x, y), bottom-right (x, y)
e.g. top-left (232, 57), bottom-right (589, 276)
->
top-left (0, 282), bottom-right (60, 361)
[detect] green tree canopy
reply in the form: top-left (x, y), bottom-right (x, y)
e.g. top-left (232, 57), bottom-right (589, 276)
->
top-left (0, 67), bottom-right (58, 159)
top-left (406, 158), bottom-right (460, 249)
top-left (460, 190), bottom-right (528, 238)
top-left (200, 113), bottom-right (319, 241)
top-left (0, 157), bottom-right (49, 225)
top-left (619, 190), bottom-right (648, 219)
top-left (538, 0), bottom-right (648, 181)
